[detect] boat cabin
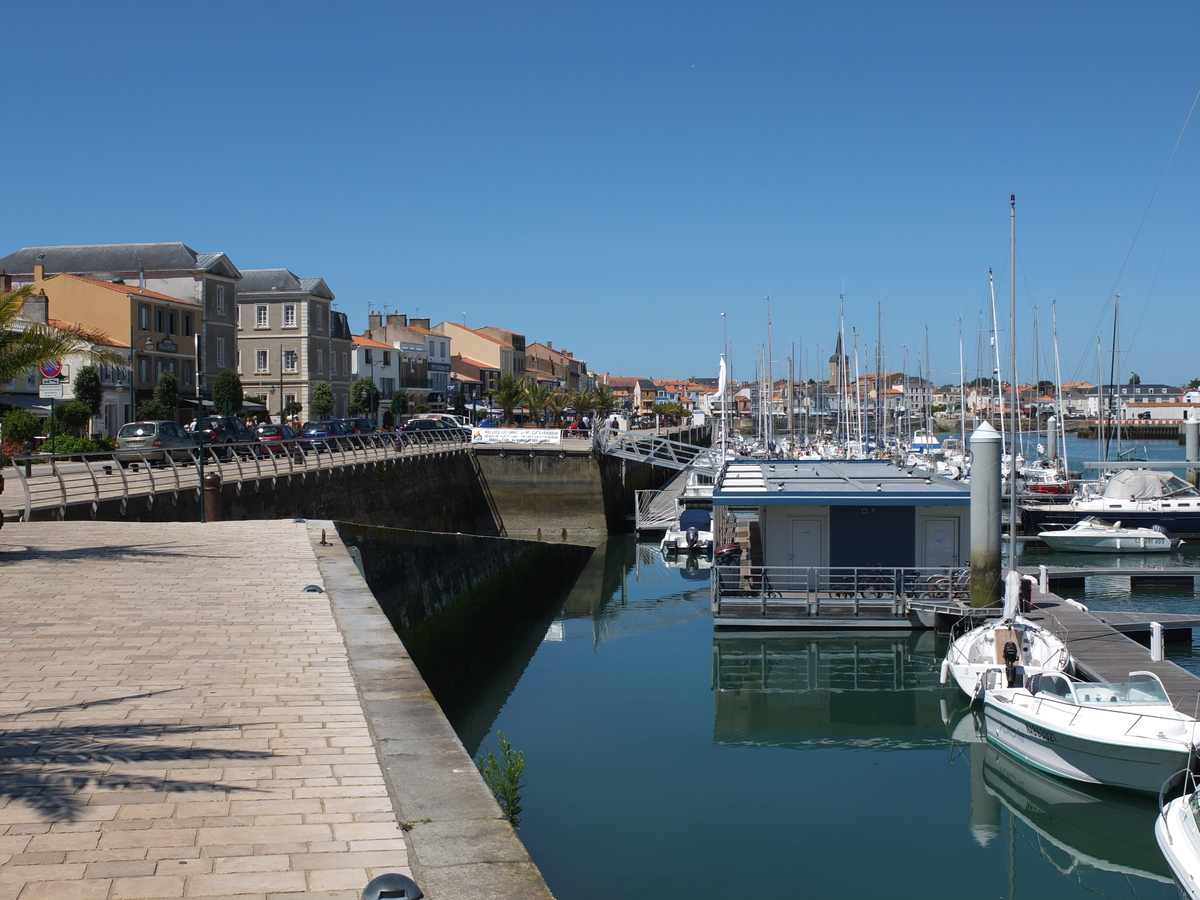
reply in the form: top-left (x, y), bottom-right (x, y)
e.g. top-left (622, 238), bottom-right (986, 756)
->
top-left (713, 459), bottom-right (970, 574)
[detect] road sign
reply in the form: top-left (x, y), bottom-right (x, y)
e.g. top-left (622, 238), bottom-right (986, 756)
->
top-left (220, 399), bottom-right (234, 414)
top-left (40, 359), bottom-right (62, 378)
top-left (39, 381), bottom-right (64, 399)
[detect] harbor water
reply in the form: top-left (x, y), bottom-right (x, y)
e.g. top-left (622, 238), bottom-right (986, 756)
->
top-left (444, 435), bottom-right (1200, 900)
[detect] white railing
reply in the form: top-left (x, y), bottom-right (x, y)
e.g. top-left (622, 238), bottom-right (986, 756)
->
top-left (0, 431), bottom-right (470, 522)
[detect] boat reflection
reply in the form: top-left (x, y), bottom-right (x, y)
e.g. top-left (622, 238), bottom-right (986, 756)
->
top-left (970, 741), bottom-right (1172, 883)
top-left (712, 631), bottom-right (959, 749)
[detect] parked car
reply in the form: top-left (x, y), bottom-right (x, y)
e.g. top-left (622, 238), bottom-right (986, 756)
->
top-left (114, 420), bottom-right (196, 467)
top-left (399, 417), bottom-right (471, 443)
top-left (300, 419), bottom-right (352, 452)
top-left (340, 417), bottom-right (378, 434)
top-left (476, 417), bottom-right (501, 428)
top-left (188, 415), bottom-right (256, 448)
top-left (253, 423), bottom-right (306, 456)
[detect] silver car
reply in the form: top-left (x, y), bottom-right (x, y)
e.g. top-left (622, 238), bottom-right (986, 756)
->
top-left (114, 420), bottom-right (195, 467)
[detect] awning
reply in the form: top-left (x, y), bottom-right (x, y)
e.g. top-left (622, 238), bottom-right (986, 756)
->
top-left (0, 394), bottom-right (52, 415)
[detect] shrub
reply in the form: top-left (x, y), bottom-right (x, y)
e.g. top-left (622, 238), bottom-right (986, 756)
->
top-left (1, 408), bottom-right (43, 444)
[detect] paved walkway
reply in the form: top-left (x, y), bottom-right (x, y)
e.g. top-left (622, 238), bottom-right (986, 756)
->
top-left (0, 520), bottom-right (514, 900)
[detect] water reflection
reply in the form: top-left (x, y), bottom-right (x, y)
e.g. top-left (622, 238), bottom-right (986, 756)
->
top-left (973, 742), bottom-right (1172, 884)
top-left (712, 631), bottom-right (959, 750)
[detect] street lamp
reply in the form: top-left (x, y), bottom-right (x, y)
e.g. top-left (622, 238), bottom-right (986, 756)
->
top-left (128, 332), bottom-right (155, 421)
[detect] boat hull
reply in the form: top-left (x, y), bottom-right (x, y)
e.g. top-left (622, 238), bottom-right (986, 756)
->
top-left (1039, 533), bottom-right (1175, 553)
top-left (944, 617), bottom-right (1072, 700)
top-left (1021, 504), bottom-right (1200, 539)
top-left (983, 693), bottom-right (1193, 795)
top-left (1157, 794), bottom-right (1200, 900)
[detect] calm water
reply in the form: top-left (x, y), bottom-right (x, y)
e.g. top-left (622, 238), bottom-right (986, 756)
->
top-left (446, 435), bottom-right (1200, 900)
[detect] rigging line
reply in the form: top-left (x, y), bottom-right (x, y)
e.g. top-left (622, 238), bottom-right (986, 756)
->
top-left (1128, 119), bottom-right (1200, 357)
top-left (1098, 85), bottom-right (1200, 340)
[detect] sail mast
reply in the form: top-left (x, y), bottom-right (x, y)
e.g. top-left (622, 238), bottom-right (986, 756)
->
top-left (1008, 194), bottom-right (1018, 569)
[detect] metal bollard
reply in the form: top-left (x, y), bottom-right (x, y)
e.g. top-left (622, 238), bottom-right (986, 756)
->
top-left (24, 441), bottom-right (33, 477)
top-left (1151, 622), bottom-right (1164, 662)
top-left (202, 471), bottom-right (222, 522)
top-left (362, 873), bottom-right (423, 899)
top-left (1039, 564), bottom-right (1048, 595)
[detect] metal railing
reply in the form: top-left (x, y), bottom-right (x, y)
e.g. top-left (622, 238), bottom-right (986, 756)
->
top-left (712, 564), bottom-right (972, 619)
top-left (0, 431), bottom-right (471, 522)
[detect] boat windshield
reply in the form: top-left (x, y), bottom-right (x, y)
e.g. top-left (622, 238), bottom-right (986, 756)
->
top-left (1071, 673), bottom-right (1172, 706)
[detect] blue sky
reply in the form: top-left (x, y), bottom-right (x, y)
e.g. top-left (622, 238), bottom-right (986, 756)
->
top-left (4, 2), bottom-right (1197, 387)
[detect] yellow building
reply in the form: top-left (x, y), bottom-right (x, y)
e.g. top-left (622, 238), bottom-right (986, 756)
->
top-left (30, 266), bottom-right (202, 418)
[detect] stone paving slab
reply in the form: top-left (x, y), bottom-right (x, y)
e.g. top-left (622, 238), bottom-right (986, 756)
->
top-left (0, 520), bottom-right (417, 900)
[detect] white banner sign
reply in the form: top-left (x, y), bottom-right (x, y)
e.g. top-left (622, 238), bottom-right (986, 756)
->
top-left (471, 427), bottom-right (562, 446)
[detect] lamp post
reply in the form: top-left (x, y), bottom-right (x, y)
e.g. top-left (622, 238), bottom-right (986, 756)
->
top-left (128, 332), bottom-right (155, 420)
top-left (279, 345), bottom-right (286, 425)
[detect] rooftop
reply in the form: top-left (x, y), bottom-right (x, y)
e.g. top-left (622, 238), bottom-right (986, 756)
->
top-left (714, 459), bottom-right (971, 507)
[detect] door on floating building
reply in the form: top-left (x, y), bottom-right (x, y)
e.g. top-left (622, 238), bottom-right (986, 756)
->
top-left (921, 517), bottom-right (960, 568)
top-left (778, 516), bottom-right (824, 592)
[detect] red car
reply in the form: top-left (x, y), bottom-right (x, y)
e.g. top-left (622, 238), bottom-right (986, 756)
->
top-left (253, 423), bottom-right (306, 455)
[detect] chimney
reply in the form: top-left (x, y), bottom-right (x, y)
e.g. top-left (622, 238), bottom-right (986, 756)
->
top-left (33, 263), bottom-right (45, 284)
top-left (386, 313), bottom-right (407, 328)
top-left (411, 317), bottom-right (430, 330)
top-left (547, 341), bottom-right (552, 350)
top-left (23, 290), bottom-right (49, 325)
top-left (368, 312), bottom-right (382, 331)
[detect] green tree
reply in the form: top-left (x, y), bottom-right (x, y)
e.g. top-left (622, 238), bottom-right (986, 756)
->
top-left (212, 369), bottom-right (244, 414)
top-left (283, 399), bottom-right (303, 421)
top-left (1188, 378), bottom-right (1200, 390)
top-left (390, 392), bottom-right (408, 418)
top-left (1128, 372), bottom-right (1141, 385)
top-left (73, 364), bottom-right (104, 417)
top-left (0, 285), bottom-right (125, 388)
top-left (310, 381), bottom-right (335, 419)
top-left (522, 382), bottom-right (550, 425)
top-left (154, 372), bottom-right (181, 416)
top-left (591, 383), bottom-right (616, 419)
top-left (546, 390), bottom-right (571, 426)
top-left (53, 400), bottom-right (93, 438)
top-left (488, 374), bottom-right (525, 425)
top-left (349, 377), bottom-right (381, 417)
top-left (1, 407), bottom-right (42, 444)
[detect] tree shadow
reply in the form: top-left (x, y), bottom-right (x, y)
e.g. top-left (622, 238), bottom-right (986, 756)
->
top-left (0, 542), bottom-right (218, 564)
top-left (0, 691), bottom-right (274, 822)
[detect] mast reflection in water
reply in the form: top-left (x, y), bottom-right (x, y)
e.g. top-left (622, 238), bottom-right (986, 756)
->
top-left (444, 537), bottom-right (1180, 900)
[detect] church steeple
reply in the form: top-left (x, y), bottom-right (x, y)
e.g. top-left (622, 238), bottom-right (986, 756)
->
top-left (829, 331), bottom-right (848, 388)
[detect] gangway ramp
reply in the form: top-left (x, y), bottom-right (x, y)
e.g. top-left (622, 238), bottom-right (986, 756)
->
top-left (595, 427), bottom-right (726, 474)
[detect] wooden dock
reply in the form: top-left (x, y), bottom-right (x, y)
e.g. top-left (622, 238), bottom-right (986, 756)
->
top-left (1026, 594), bottom-right (1200, 711)
top-left (1018, 565), bottom-right (1200, 591)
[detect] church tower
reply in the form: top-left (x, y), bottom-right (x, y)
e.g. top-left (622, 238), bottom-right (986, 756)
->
top-left (828, 331), bottom-right (849, 389)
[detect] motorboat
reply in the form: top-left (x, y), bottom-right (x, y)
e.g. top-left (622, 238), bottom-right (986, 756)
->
top-left (659, 506), bottom-right (714, 556)
top-left (1020, 468), bottom-right (1200, 539)
top-left (1020, 459), bottom-right (1072, 495)
top-left (1038, 516), bottom-right (1183, 553)
top-left (1156, 777), bottom-right (1200, 899)
top-left (940, 571), bottom-right (1073, 701)
top-left (982, 669), bottom-right (1199, 796)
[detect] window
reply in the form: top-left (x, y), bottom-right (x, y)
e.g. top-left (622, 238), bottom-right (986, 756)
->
top-left (283, 349), bottom-right (298, 373)
top-left (256, 305), bottom-right (268, 328)
top-left (215, 285), bottom-right (225, 315)
top-left (184, 313), bottom-right (193, 337)
top-left (138, 357), bottom-right (149, 384)
top-left (168, 310), bottom-right (176, 335)
top-left (342, 353), bottom-right (348, 375)
top-left (236, 350), bottom-right (242, 373)
top-left (382, 351), bottom-right (391, 366)
top-left (155, 307), bottom-right (165, 333)
top-left (380, 377), bottom-right (394, 396)
top-left (155, 358), bottom-right (163, 378)
top-left (365, 349), bottom-right (373, 365)
top-left (139, 304), bottom-right (150, 330)
top-left (256, 350), bottom-right (268, 373)
top-left (317, 350), bottom-right (324, 374)
top-left (284, 304), bottom-right (296, 328)
top-left (216, 338), bottom-right (225, 367)
top-left (184, 361), bottom-right (193, 385)
top-left (312, 304), bottom-right (322, 331)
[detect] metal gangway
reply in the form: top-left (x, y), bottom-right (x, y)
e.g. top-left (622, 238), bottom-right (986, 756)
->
top-left (594, 426), bottom-right (726, 474)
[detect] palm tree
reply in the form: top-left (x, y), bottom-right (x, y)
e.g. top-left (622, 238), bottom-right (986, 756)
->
top-left (1, 286), bottom-right (126, 387)
top-left (545, 390), bottom-right (571, 427)
top-left (488, 374), bottom-right (525, 425)
top-left (522, 382), bottom-right (551, 426)
top-left (591, 383), bottom-right (616, 420)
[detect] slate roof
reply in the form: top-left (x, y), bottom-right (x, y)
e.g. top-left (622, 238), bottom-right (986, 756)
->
top-left (0, 243), bottom-right (240, 279)
top-left (237, 268), bottom-right (334, 299)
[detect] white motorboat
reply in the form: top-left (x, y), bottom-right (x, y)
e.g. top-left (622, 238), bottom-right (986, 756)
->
top-left (940, 571), bottom-right (1073, 701)
top-left (1021, 469), bottom-right (1200, 539)
top-left (1038, 516), bottom-right (1183, 553)
top-left (982, 669), bottom-right (1198, 796)
top-left (659, 506), bottom-right (714, 556)
top-left (1156, 779), bottom-right (1200, 899)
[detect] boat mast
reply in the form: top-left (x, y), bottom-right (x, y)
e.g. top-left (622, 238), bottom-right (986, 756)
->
top-left (988, 268), bottom-right (1006, 466)
top-left (1051, 302), bottom-right (1068, 480)
top-left (958, 319), bottom-right (967, 452)
top-left (1008, 194), bottom-right (1018, 569)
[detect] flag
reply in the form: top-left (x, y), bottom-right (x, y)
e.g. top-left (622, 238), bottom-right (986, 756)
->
top-left (717, 355), bottom-right (727, 399)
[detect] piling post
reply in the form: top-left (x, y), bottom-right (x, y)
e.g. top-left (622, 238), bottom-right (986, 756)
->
top-left (1186, 419), bottom-right (1199, 487)
top-left (203, 471), bottom-right (223, 522)
top-left (969, 422), bottom-right (1003, 608)
top-left (1046, 415), bottom-right (1057, 462)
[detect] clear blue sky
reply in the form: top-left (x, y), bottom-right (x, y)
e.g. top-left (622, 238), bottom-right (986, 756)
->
top-left (4, 2), bottom-right (1197, 388)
